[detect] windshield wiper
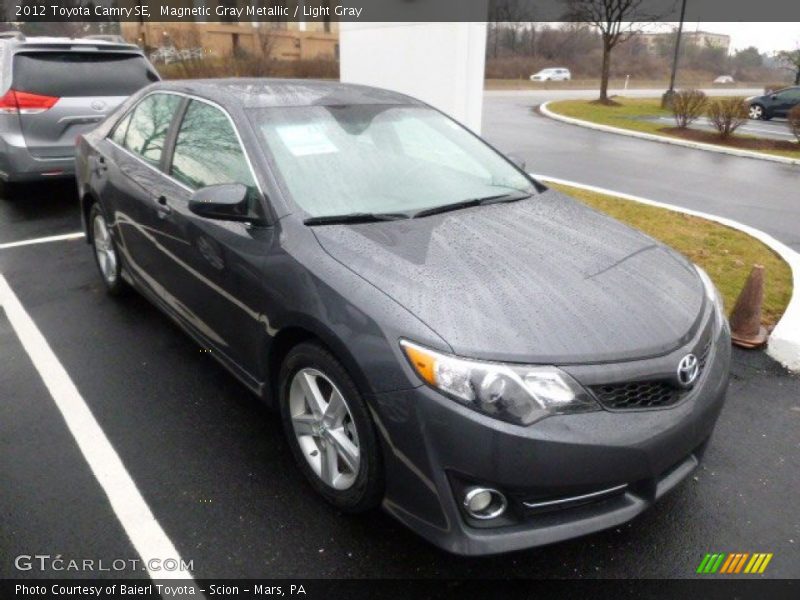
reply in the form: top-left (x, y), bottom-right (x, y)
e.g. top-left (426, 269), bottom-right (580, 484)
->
top-left (411, 193), bottom-right (530, 219)
top-left (304, 212), bottom-right (409, 226)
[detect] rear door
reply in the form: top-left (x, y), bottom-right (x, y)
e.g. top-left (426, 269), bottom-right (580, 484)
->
top-left (102, 92), bottom-right (184, 287)
top-left (11, 49), bottom-right (159, 158)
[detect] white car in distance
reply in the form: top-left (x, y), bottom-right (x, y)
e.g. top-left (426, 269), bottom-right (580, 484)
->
top-left (530, 68), bottom-right (571, 81)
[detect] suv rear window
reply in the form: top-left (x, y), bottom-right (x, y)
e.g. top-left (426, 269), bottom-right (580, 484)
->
top-left (12, 52), bottom-right (158, 97)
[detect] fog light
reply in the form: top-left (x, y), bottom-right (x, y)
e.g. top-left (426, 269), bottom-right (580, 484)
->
top-left (463, 487), bottom-right (507, 520)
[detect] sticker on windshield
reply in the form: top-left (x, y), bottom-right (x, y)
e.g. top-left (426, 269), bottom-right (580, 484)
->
top-left (275, 124), bottom-right (338, 156)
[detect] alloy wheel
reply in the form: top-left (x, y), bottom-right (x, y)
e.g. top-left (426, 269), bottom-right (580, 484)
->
top-left (748, 105), bottom-right (763, 120)
top-left (288, 368), bottom-right (361, 490)
top-left (92, 213), bottom-right (118, 285)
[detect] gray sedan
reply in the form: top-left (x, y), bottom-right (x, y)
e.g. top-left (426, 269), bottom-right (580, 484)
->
top-left (75, 79), bottom-right (731, 555)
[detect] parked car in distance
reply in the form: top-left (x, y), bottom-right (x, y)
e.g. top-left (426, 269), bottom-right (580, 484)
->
top-left (530, 68), bottom-right (571, 81)
top-left (747, 86), bottom-right (800, 120)
top-left (712, 75), bottom-right (735, 85)
top-left (0, 33), bottom-right (159, 183)
top-left (76, 79), bottom-right (731, 556)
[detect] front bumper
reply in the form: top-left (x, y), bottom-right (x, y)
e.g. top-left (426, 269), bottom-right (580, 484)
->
top-left (371, 323), bottom-right (731, 556)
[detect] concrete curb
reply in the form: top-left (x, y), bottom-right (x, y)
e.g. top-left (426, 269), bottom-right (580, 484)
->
top-left (539, 101), bottom-right (800, 167)
top-left (532, 173), bottom-right (800, 373)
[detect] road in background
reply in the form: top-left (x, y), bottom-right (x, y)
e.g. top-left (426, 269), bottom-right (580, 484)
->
top-left (482, 89), bottom-right (800, 253)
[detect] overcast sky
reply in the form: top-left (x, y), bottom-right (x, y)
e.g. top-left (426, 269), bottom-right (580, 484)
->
top-left (655, 22), bottom-right (799, 54)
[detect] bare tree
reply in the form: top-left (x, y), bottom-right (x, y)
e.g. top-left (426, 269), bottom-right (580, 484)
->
top-left (777, 48), bottom-right (800, 85)
top-left (564, 0), bottom-right (656, 103)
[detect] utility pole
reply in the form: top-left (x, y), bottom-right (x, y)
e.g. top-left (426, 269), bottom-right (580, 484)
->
top-left (662, 0), bottom-right (688, 108)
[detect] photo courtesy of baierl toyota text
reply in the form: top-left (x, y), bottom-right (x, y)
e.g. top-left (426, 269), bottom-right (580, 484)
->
top-left (1, 1), bottom-right (798, 599)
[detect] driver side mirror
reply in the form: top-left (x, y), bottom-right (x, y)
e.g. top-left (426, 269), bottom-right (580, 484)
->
top-left (188, 183), bottom-right (266, 225)
top-left (771, 94), bottom-right (778, 100)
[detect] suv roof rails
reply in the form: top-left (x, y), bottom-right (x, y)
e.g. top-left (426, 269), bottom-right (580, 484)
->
top-left (83, 34), bottom-right (127, 43)
top-left (0, 31), bottom-right (26, 41)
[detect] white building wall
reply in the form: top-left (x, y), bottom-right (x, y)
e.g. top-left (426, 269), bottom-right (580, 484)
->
top-left (339, 22), bottom-right (488, 133)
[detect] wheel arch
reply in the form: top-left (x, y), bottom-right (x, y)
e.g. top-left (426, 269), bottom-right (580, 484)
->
top-left (80, 191), bottom-right (100, 243)
top-left (265, 321), bottom-right (374, 410)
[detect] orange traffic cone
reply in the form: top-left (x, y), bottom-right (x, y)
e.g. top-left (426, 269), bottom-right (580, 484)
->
top-left (729, 264), bottom-right (769, 349)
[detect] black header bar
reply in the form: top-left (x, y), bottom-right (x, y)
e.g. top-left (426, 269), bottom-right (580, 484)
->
top-left (3, 0), bottom-right (800, 23)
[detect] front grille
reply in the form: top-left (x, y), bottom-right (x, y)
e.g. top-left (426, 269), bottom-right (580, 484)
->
top-left (591, 340), bottom-right (713, 410)
top-left (591, 380), bottom-right (681, 409)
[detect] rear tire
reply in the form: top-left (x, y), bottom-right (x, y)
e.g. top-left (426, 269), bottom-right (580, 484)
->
top-left (89, 203), bottom-right (127, 296)
top-left (0, 181), bottom-right (19, 200)
top-left (278, 342), bottom-right (383, 513)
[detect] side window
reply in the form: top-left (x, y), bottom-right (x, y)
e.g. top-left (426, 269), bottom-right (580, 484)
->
top-left (169, 100), bottom-right (255, 190)
top-left (122, 93), bottom-right (181, 165)
top-left (110, 111), bottom-right (132, 146)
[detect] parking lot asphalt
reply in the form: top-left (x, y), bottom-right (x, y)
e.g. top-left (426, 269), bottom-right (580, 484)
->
top-left (1, 178), bottom-right (799, 580)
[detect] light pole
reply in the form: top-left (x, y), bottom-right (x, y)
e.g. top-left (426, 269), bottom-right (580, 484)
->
top-left (662, 0), bottom-right (688, 108)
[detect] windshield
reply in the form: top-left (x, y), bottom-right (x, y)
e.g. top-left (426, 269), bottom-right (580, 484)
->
top-left (249, 104), bottom-right (535, 218)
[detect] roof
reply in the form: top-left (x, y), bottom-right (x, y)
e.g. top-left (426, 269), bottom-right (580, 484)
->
top-left (0, 35), bottom-right (141, 53)
top-left (152, 78), bottom-right (423, 109)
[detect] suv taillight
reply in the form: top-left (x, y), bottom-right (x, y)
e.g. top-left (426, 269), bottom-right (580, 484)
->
top-left (0, 89), bottom-right (59, 114)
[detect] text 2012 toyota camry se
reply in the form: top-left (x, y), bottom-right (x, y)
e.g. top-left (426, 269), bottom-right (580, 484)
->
top-left (76, 79), bottom-right (731, 556)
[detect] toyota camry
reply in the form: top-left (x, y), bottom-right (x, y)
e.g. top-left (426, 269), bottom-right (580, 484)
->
top-left (76, 79), bottom-right (731, 555)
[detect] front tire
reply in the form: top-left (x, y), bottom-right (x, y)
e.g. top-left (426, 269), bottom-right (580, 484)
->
top-left (89, 203), bottom-right (126, 295)
top-left (748, 104), bottom-right (765, 120)
top-left (278, 342), bottom-right (383, 513)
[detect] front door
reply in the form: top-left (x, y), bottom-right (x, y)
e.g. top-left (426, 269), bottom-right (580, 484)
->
top-left (150, 98), bottom-right (271, 379)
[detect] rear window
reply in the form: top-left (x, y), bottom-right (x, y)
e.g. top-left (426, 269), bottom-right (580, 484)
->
top-left (12, 52), bottom-right (158, 97)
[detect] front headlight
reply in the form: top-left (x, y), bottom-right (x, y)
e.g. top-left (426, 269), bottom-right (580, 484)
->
top-left (400, 340), bottom-right (598, 426)
top-left (694, 265), bottom-right (726, 330)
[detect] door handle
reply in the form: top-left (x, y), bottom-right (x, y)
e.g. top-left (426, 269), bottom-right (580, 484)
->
top-left (156, 195), bottom-right (172, 217)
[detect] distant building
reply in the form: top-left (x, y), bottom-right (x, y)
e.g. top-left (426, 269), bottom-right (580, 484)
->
top-left (639, 30), bottom-right (731, 55)
top-left (120, 20), bottom-right (339, 61)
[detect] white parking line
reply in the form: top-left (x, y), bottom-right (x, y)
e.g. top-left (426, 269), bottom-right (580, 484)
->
top-left (0, 272), bottom-right (198, 585)
top-left (0, 232), bottom-right (84, 250)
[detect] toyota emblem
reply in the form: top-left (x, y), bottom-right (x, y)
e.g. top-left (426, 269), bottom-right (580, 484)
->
top-left (90, 100), bottom-right (107, 111)
top-left (677, 354), bottom-right (700, 388)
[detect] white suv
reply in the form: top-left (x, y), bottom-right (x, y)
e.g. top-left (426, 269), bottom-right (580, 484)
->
top-left (530, 68), bottom-right (571, 82)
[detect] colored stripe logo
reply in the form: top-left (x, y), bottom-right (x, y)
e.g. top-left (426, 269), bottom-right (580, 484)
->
top-left (697, 552), bottom-right (773, 574)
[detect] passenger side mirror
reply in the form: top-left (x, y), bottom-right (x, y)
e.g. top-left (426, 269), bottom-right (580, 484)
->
top-left (188, 183), bottom-right (265, 225)
top-left (507, 153), bottom-right (527, 171)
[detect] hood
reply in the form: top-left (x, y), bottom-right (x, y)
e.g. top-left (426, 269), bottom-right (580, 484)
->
top-left (312, 190), bottom-right (705, 364)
